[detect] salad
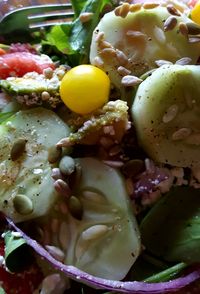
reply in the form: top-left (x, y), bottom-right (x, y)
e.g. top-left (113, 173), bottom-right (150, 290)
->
top-left (1, 0), bottom-right (200, 293)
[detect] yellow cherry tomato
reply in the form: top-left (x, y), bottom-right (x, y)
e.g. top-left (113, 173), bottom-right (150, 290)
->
top-left (191, 0), bottom-right (200, 25)
top-left (60, 64), bottom-right (110, 115)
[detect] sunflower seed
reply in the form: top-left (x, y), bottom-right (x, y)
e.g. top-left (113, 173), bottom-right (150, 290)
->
top-left (178, 22), bottom-right (188, 37)
top-left (172, 128), bottom-right (192, 140)
top-left (129, 3), bottom-right (142, 12)
top-left (81, 225), bottom-right (108, 241)
top-left (117, 66), bottom-right (131, 76)
top-left (13, 194), bottom-right (33, 215)
top-left (121, 75), bottom-right (143, 87)
top-left (51, 168), bottom-right (63, 181)
top-left (126, 30), bottom-right (147, 39)
top-left (115, 3), bottom-right (130, 18)
top-left (188, 36), bottom-right (200, 43)
top-left (166, 4), bottom-right (181, 16)
top-left (175, 57), bottom-right (192, 65)
top-left (95, 32), bottom-right (105, 43)
top-left (10, 138), bottom-right (27, 161)
top-left (54, 179), bottom-right (71, 198)
top-left (155, 59), bottom-right (173, 67)
top-left (93, 56), bottom-right (104, 67)
top-left (116, 49), bottom-right (128, 65)
top-left (143, 2), bottom-right (159, 9)
top-left (164, 16), bottom-right (178, 32)
top-left (162, 104), bottom-right (179, 123)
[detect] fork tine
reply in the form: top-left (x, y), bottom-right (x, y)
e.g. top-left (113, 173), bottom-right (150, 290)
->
top-left (28, 11), bottom-right (74, 23)
top-left (29, 20), bottom-right (71, 29)
top-left (0, 3), bottom-right (74, 40)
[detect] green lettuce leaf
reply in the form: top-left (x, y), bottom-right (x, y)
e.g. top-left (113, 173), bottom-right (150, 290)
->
top-left (140, 186), bottom-right (200, 264)
top-left (44, 0), bottom-right (113, 66)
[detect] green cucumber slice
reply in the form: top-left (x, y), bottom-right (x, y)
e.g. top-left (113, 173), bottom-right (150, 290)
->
top-left (64, 158), bottom-right (141, 279)
top-left (132, 64), bottom-right (200, 167)
top-left (0, 107), bottom-right (70, 223)
top-left (36, 158), bottom-right (141, 280)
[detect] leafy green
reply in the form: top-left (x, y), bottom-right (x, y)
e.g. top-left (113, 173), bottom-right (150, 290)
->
top-left (4, 231), bottom-right (33, 272)
top-left (140, 186), bottom-right (200, 263)
top-left (44, 0), bottom-right (113, 66)
top-left (71, 0), bottom-right (88, 17)
top-left (0, 112), bottom-right (14, 124)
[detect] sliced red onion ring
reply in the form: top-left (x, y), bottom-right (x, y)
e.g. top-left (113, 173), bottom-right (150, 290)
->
top-left (4, 214), bottom-right (200, 294)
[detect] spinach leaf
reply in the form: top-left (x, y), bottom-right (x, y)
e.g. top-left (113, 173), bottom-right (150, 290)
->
top-left (140, 186), bottom-right (200, 263)
top-left (44, 0), bottom-right (112, 66)
top-left (71, 0), bottom-right (88, 17)
top-left (4, 231), bottom-right (33, 272)
top-left (0, 112), bottom-right (14, 124)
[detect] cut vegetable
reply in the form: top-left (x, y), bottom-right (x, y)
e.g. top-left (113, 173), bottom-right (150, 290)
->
top-left (90, 5), bottom-right (200, 96)
top-left (36, 157), bottom-right (141, 280)
top-left (132, 64), bottom-right (200, 167)
top-left (3, 213), bottom-right (200, 294)
top-left (0, 107), bottom-right (70, 223)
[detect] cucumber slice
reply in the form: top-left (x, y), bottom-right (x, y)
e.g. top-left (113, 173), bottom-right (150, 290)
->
top-left (132, 64), bottom-right (200, 167)
top-left (36, 158), bottom-right (141, 280)
top-left (90, 6), bottom-right (200, 96)
top-left (0, 107), bottom-right (70, 223)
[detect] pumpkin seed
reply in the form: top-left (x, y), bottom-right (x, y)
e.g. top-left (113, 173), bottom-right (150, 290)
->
top-left (48, 145), bottom-right (62, 164)
top-left (68, 196), bottom-right (83, 220)
top-left (13, 194), bottom-right (33, 215)
top-left (122, 159), bottom-right (145, 177)
top-left (59, 156), bottom-right (75, 176)
top-left (10, 138), bottom-right (26, 161)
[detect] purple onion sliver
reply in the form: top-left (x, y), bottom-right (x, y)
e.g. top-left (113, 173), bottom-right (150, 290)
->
top-left (4, 214), bottom-right (200, 293)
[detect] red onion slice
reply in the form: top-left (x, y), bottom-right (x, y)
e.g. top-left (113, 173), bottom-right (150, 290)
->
top-left (4, 214), bottom-right (200, 294)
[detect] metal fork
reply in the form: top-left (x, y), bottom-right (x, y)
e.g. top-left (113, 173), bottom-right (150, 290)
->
top-left (0, 3), bottom-right (74, 36)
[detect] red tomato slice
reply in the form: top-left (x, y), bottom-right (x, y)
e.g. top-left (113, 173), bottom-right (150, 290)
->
top-left (188, 0), bottom-right (198, 8)
top-left (0, 240), bottom-right (43, 294)
top-left (0, 52), bottom-right (55, 79)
